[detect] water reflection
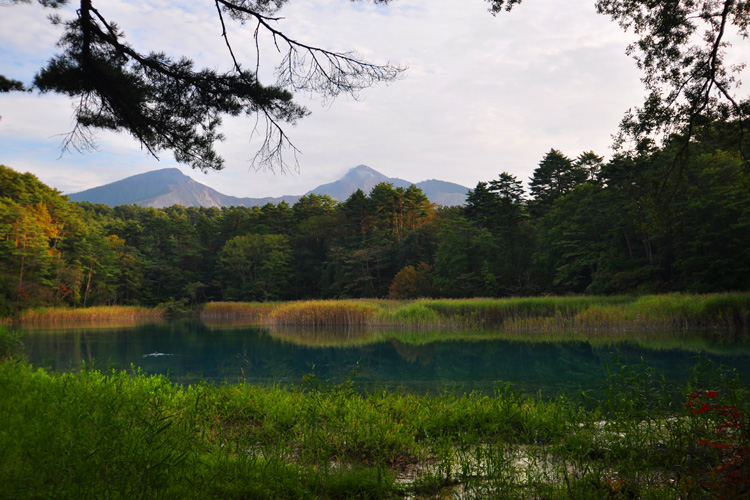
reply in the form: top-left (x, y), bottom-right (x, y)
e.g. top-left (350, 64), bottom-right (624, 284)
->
top-left (19, 319), bottom-right (750, 396)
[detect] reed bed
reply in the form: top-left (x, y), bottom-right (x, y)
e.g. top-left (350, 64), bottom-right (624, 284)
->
top-left (376, 302), bottom-right (444, 327)
top-left (265, 300), bottom-right (380, 326)
top-left (13, 293), bottom-right (750, 331)
top-left (255, 293), bottom-right (750, 330)
top-left (199, 301), bottom-right (279, 318)
top-left (416, 295), bottom-right (635, 325)
top-left (568, 293), bottom-right (750, 330)
top-left (15, 305), bottom-right (164, 323)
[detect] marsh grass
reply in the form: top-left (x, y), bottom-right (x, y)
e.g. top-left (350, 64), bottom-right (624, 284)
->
top-left (13, 293), bottom-right (750, 332)
top-left (16, 305), bottom-right (164, 323)
top-left (266, 300), bottom-right (381, 326)
top-left (570, 293), bottom-right (750, 330)
top-left (417, 295), bottom-right (634, 324)
top-left (1, 357), bottom-right (747, 499)
top-left (250, 293), bottom-right (750, 330)
top-left (199, 301), bottom-right (279, 318)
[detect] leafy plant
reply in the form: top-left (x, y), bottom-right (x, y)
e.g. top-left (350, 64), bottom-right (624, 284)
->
top-left (0, 326), bottom-right (24, 361)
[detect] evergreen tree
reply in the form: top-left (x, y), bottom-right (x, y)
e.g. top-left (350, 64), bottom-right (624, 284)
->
top-left (6, 0), bottom-right (404, 171)
top-left (464, 181), bottom-right (500, 229)
top-left (433, 220), bottom-right (496, 297)
top-left (218, 233), bottom-right (292, 301)
top-left (528, 149), bottom-right (587, 218)
top-left (402, 185), bottom-right (433, 232)
top-left (575, 151), bottom-right (604, 182)
top-left (489, 172), bottom-right (525, 229)
top-left (342, 189), bottom-right (372, 245)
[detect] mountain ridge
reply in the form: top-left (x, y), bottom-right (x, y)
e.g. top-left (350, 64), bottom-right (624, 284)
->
top-left (68, 165), bottom-right (469, 208)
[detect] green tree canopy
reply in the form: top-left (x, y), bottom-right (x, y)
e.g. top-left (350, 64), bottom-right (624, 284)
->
top-left (465, 172), bottom-right (525, 231)
top-left (218, 233), bottom-right (292, 301)
top-left (388, 262), bottom-right (436, 299)
top-left (528, 149), bottom-right (587, 218)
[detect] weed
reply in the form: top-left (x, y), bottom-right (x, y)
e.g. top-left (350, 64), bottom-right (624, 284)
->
top-left (14, 293), bottom-right (750, 332)
top-left (1, 331), bottom-right (748, 498)
top-left (15, 305), bottom-right (164, 323)
top-left (0, 325), bottom-right (24, 361)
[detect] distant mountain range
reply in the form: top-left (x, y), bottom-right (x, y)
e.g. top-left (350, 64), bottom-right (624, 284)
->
top-left (68, 165), bottom-right (469, 208)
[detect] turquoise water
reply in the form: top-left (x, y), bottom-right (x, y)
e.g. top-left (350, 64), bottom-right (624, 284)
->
top-left (20, 320), bottom-right (750, 396)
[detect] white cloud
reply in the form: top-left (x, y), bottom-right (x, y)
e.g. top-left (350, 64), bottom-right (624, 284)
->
top-left (0, 0), bottom-right (647, 198)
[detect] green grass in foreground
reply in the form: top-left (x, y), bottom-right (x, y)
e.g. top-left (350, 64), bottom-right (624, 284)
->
top-left (1, 347), bottom-right (748, 499)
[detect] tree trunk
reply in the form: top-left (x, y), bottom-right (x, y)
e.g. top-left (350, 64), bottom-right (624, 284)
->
top-left (84, 264), bottom-right (93, 308)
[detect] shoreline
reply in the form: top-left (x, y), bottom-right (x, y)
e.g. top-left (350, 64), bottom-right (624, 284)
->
top-left (8, 293), bottom-right (749, 331)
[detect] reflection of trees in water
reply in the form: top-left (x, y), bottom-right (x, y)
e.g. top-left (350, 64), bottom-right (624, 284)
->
top-left (194, 317), bottom-right (750, 355)
top-left (266, 325), bottom-right (379, 347)
top-left (389, 338), bottom-right (434, 366)
top-left (19, 321), bottom-right (750, 396)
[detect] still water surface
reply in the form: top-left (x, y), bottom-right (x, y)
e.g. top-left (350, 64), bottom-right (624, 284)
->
top-left (20, 320), bottom-right (750, 397)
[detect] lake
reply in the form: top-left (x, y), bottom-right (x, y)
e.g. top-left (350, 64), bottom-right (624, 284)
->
top-left (19, 319), bottom-right (750, 397)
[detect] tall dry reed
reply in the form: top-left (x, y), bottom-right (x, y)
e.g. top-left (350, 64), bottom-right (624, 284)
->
top-left (265, 300), bottom-right (379, 326)
top-left (199, 301), bottom-right (278, 318)
top-left (16, 305), bottom-right (163, 323)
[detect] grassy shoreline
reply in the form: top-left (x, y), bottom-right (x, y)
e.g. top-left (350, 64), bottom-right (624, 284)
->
top-left (203, 293), bottom-right (750, 330)
top-left (10, 304), bottom-right (165, 324)
top-left (7, 292), bottom-right (749, 333)
top-left (2, 298), bottom-right (749, 499)
top-left (1, 357), bottom-right (747, 499)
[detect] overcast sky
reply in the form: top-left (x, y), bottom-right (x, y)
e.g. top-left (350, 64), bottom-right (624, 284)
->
top-left (0, 0), bottom-right (646, 198)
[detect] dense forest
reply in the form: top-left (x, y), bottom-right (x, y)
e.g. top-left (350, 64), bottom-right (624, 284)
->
top-left (1, 122), bottom-right (748, 316)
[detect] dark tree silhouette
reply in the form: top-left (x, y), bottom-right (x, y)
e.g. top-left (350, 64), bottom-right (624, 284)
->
top-left (486, 0), bottom-right (750, 166)
top-left (3, 0), bottom-right (405, 172)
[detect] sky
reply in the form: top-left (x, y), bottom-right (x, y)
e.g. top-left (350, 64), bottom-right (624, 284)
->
top-left (0, 0), bottom-right (646, 198)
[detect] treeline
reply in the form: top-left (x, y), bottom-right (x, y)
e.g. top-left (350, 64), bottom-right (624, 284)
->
top-left (1, 122), bottom-right (748, 315)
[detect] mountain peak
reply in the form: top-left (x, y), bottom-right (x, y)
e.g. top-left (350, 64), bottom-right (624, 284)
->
top-left (69, 164), bottom-right (469, 208)
top-left (160, 167), bottom-right (186, 175)
top-left (144, 167), bottom-right (190, 181)
top-left (343, 164), bottom-right (381, 180)
top-left (69, 168), bottom-right (193, 206)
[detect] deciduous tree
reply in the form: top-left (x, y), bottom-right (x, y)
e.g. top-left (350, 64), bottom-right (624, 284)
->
top-left (389, 262), bottom-right (436, 299)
